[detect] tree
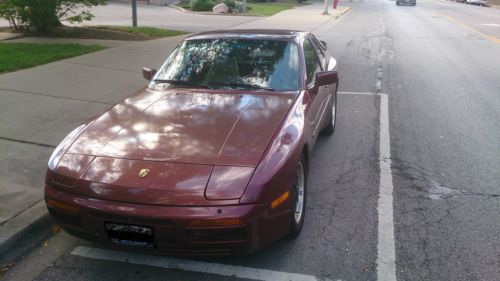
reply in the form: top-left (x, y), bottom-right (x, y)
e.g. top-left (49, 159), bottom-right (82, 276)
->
top-left (0, 0), bottom-right (107, 33)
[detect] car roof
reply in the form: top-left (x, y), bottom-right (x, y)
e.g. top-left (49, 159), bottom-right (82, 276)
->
top-left (186, 29), bottom-right (309, 42)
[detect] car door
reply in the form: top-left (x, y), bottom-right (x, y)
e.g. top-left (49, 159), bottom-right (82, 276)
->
top-left (304, 37), bottom-right (329, 139)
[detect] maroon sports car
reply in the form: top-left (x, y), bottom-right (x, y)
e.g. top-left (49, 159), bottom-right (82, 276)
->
top-left (45, 29), bottom-right (338, 255)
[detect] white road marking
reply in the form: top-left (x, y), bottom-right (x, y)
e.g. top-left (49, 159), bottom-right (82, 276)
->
top-left (376, 93), bottom-right (397, 281)
top-left (338, 91), bottom-right (377, 95)
top-left (340, 92), bottom-right (397, 281)
top-left (71, 92), bottom-right (397, 281)
top-left (71, 246), bottom-right (320, 281)
top-left (479, 23), bottom-right (500, 27)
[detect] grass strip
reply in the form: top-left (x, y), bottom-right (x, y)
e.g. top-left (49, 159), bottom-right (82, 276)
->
top-left (0, 43), bottom-right (105, 73)
top-left (90, 26), bottom-right (187, 37)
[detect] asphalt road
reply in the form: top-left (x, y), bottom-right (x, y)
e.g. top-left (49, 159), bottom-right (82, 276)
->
top-left (2, 1), bottom-right (499, 281)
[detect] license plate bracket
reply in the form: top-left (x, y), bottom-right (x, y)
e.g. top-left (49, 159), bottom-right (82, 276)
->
top-left (105, 222), bottom-right (154, 248)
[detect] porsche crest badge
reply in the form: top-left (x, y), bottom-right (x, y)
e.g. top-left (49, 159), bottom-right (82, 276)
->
top-left (138, 168), bottom-right (150, 178)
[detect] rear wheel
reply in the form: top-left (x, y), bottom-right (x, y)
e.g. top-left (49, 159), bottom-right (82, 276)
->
top-left (287, 156), bottom-right (307, 238)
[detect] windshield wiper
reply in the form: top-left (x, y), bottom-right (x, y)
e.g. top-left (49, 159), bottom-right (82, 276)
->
top-left (206, 81), bottom-right (275, 91)
top-left (153, 79), bottom-right (210, 89)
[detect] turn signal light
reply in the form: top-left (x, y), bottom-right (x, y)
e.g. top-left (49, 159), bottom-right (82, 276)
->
top-left (187, 218), bottom-right (244, 227)
top-left (46, 199), bottom-right (80, 214)
top-left (271, 190), bottom-right (290, 209)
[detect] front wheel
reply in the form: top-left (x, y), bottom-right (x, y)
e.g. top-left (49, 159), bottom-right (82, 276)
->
top-left (321, 91), bottom-right (337, 136)
top-left (287, 156), bottom-right (307, 238)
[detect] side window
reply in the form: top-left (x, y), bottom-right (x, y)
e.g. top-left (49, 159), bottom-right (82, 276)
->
top-left (303, 39), bottom-right (322, 86)
top-left (310, 38), bottom-right (326, 67)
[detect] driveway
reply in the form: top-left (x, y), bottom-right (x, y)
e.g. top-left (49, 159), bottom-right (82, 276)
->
top-left (0, 2), bottom-right (258, 32)
top-left (69, 2), bottom-right (259, 32)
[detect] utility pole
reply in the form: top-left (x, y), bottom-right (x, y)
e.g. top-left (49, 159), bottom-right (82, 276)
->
top-left (242, 0), bottom-right (247, 14)
top-left (322, 0), bottom-right (329, 15)
top-left (132, 0), bottom-right (138, 27)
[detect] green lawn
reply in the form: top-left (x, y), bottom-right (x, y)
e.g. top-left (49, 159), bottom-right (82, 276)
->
top-left (0, 43), bottom-right (105, 73)
top-left (175, 1), bottom-right (299, 16)
top-left (247, 2), bottom-right (298, 16)
top-left (90, 26), bottom-right (188, 37)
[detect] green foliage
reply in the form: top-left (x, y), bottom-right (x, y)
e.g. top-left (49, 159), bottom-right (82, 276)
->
top-left (0, 0), bottom-right (19, 30)
top-left (222, 0), bottom-right (242, 13)
top-left (26, 0), bottom-right (60, 33)
top-left (0, 42), bottom-right (105, 73)
top-left (190, 0), bottom-right (214, 11)
top-left (0, 0), bottom-right (107, 33)
top-left (247, 2), bottom-right (296, 16)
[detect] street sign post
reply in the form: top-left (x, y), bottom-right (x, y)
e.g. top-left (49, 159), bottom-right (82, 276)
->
top-left (322, 0), bottom-right (330, 15)
top-left (132, 0), bottom-right (138, 27)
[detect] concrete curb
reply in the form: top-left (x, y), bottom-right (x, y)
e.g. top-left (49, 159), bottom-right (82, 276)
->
top-left (0, 201), bottom-right (54, 263)
top-left (311, 6), bottom-right (351, 36)
top-left (335, 6), bottom-right (352, 19)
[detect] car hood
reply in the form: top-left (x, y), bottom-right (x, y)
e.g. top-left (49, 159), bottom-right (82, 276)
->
top-left (68, 89), bottom-right (295, 167)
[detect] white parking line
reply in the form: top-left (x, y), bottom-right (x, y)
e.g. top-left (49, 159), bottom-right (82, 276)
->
top-left (340, 91), bottom-right (397, 281)
top-left (479, 23), bottom-right (500, 27)
top-left (71, 246), bottom-right (320, 281)
top-left (71, 92), bottom-right (396, 281)
top-left (338, 91), bottom-right (378, 96)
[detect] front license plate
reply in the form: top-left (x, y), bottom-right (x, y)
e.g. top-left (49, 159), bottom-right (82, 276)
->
top-left (104, 222), bottom-right (154, 248)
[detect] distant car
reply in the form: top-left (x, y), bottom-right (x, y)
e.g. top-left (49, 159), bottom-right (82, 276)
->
top-left (44, 29), bottom-right (339, 255)
top-left (466, 0), bottom-right (486, 5)
top-left (397, 0), bottom-right (416, 5)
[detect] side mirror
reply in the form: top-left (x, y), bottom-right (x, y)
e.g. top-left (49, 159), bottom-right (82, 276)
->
top-left (142, 67), bottom-right (157, 81)
top-left (316, 71), bottom-right (338, 87)
top-left (320, 40), bottom-right (327, 50)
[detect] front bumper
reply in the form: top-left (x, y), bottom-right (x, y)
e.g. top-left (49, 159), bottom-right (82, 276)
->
top-left (45, 184), bottom-right (291, 255)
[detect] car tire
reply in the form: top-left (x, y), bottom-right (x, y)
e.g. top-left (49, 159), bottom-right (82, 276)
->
top-left (287, 155), bottom-right (307, 239)
top-left (321, 90), bottom-right (337, 136)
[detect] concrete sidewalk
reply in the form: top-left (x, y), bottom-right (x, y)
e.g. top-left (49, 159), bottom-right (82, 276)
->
top-left (231, 4), bottom-right (351, 34)
top-left (0, 2), bottom-right (351, 261)
top-left (0, 33), bottom-right (22, 41)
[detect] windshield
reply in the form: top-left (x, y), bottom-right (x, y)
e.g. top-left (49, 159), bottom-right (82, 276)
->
top-left (153, 38), bottom-right (300, 91)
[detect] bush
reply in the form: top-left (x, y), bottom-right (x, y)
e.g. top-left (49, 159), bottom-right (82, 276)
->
top-left (0, 0), bottom-right (107, 33)
top-left (190, 0), bottom-right (214, 11)
top-left (222, 0), bottom-right (242, 13)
